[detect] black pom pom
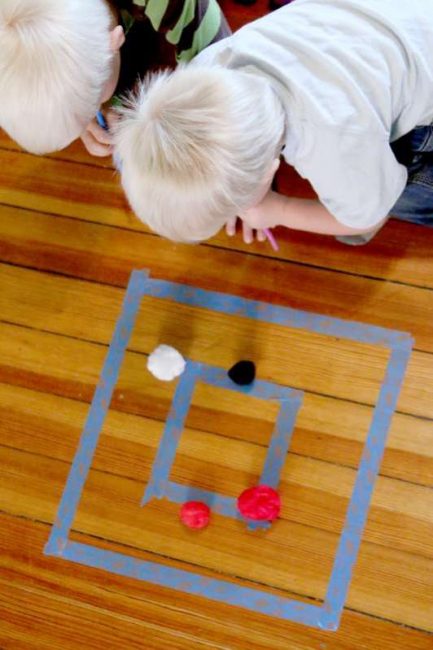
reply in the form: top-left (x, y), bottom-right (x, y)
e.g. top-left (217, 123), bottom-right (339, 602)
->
top-left (228, 360), bottom-right (256, 386)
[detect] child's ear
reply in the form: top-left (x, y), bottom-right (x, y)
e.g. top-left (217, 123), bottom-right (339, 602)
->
top-left (110, 25), bottom-right (125, 52)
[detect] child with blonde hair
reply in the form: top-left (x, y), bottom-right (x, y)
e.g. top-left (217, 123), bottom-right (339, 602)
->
top-left (0, 0), bottom-right (229, 156)
top-left (115, 0), bottom-right (433, 244)
top-left (116, 66), bottom-right (284, 242)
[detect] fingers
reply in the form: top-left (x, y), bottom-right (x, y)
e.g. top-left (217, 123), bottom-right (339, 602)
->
top-left (80, 114), bottom-right (115, 156)
top-left (225, 216), bottom-right (237, 237)
top-left (242, 222), bottom-right (254, 244)
top-left (80, 130), bottom-right (113, 157)
top-left (86, 118), bottom-right (113, 145)
top-left (225, 216), bottom-right (267, 246)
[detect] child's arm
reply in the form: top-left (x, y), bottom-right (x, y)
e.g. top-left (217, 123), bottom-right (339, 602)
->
top-left (239, 190), bottom-right (385, 237)
top-left (140, 0), bottom-right (231, 62)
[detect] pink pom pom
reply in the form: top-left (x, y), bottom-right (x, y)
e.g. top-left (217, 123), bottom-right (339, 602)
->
top-left (180, 501), bottom-right (211, 529)
top-left (237, 485), bottom-right (281, 521)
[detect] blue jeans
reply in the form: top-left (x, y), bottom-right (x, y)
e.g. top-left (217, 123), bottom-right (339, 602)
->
top-left (391, 124), bottom-right (433, 226)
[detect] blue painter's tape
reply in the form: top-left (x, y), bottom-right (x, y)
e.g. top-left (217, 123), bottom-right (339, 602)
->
top-left (260, 398), bottom-right (302, 487)
top-left (45, 269), bottom-right (413, 631)
top-left (165, 482), bottom-right (239, 518)
top-left (322, 344), bottom-right (412, 628)
top-left (141, 361), bottom-right (200, 505)
top-left (45, 270), bottom-right (148, 556)
top-left (61, 540), bottom-right (324, 627)
top-left (199, 364), bottom-right (301, 400)
top-left (140, 359), bottom-right (301, 531)
top-left (147, 279), bottom-right (413, 350)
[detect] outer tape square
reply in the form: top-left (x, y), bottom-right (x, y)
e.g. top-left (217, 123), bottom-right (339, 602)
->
top-left (45, 270), bottom-right (412, 631)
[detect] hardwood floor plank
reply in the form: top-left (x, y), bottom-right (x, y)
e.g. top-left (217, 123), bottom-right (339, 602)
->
top-left (1, 374), bottom-right (430, 486)
top-left (2, 154), bottom-right (433, 289)
top-left (0, 381), bottom-right (432, 559)
top-left (0, 263), bottom-right (394, 402)
top-left (0, 581), bottom-right (217, 650)
top-left (2, 514), bottom-right (433, 650)
top-left (1, 443), bottom-right (433, 630)
top-left (0, 264), bottom-right (431, 419)
top-left (0, 149), bottom-right (131, 227)
top-left (0, 129), bottom-right (113, 170)
top-left (1, 2), bottom-right (432, 645)
top-left (0, 318), bottom-right (431, 474)
top-left (1, 208), bottom-right (432, 359)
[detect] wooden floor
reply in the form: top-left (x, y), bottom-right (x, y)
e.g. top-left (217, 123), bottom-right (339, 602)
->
top-left (1, 2), bottom-right (433, 648)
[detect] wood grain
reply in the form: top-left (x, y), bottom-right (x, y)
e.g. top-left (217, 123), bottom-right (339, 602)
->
top-left (1, 324), bottom-right (432, 486)
top-left (1, 441), bottom-right (433, 630)
top-left (1, 382), bottom-right (432, 556)
top-left (1, 1), bottom-right (433, 645)
top-left (2, 153), bottom-right (433, 289)
top-left (2, 514), bottom-right (433, 650)
top-left (1, 265), bottom-right (432, 419)
top-left (0, 129), bottom-right (113, 170)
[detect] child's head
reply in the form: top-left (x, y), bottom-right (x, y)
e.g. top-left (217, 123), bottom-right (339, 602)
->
top-left (0, 0), bottom-right (124, 154)
top-left (115, 65), bottom-right (285, 242)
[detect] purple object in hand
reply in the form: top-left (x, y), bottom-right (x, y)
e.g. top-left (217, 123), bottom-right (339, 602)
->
top-left (263, 228), bottom-right (279, 252)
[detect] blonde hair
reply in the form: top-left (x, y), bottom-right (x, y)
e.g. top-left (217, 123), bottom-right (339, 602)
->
top-left (115, 65), bottom-right (285, 242)
top-left (0, 0), bottom-right (113, 154)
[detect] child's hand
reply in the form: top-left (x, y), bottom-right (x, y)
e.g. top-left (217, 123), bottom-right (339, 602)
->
top-left (225, 216), bottom-right (267, 244)
top-left (226, 190), bottom-right (279, 244)
top-left (80, 109), bottom-right (119, 157)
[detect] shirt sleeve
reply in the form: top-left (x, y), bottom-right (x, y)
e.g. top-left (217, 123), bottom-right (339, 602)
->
top-left (139, 0), bottom-right (231, 63)
top-left (290, 123), bottom-right (408, 230)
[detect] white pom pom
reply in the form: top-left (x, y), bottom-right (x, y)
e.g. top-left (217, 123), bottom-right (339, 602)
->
top-left (147, 344), bottom-right (186, 381)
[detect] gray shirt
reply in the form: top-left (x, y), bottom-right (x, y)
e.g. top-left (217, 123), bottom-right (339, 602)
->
top-left (196, 0), bottom-right (433, 228)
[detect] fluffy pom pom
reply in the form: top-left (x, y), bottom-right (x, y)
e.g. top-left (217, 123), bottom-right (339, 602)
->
top-left (237, 485), bottom-right (281, 521)
top-left (180, 501), bottom-right (211, 529)
top-left (147, 344), bottom-right (186, 381)
top-left (227, 360), bottom-right (256, 386)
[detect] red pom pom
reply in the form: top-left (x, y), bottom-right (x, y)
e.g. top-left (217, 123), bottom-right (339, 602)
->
top-left (180, 501), bottom-right (211, 529)
top-left (237, 485), bottom-right (281, 521)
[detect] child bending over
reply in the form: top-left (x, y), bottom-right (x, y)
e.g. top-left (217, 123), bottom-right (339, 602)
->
top-left (0, 0), bottom-right (229, 156)
top-left (114, 0), bottom-right (433, 244)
